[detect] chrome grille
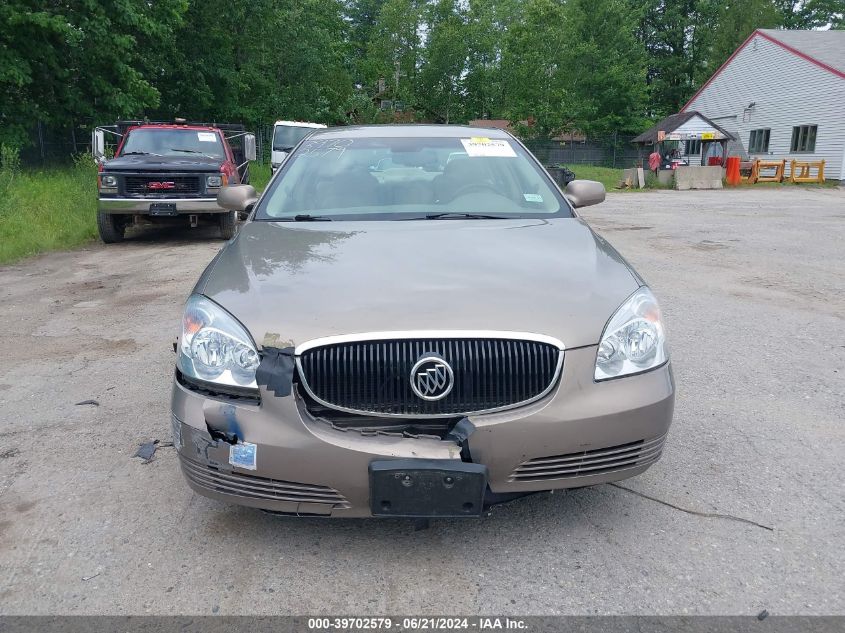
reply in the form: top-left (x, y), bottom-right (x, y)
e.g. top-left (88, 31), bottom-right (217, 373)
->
top-left (124, 175), bottom-right (200, 195)
top-left (180, 455), bottom-right (349, 508)
top-left (509, 434), bottom-right (666, 482)
top-left (297, 335), bottom-right (562, 417)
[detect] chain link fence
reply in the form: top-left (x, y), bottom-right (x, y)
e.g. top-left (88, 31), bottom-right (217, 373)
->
top-left (523, 133), bottom-right (641, 169)
top-left (16, 122), bottom-right (274, 167)
top-left (17, 122), bottom-right (641, 170)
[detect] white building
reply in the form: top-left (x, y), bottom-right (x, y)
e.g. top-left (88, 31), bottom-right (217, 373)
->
top-left (681, 29), bottom-right (845, 183)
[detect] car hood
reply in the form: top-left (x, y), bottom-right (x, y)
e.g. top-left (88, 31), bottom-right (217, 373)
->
top-left (271, 150), bottom-right (289, 165)
top-left (198, 218), bottom-right (640, 349)
top-left (104, 154), bottom-right (223, 172)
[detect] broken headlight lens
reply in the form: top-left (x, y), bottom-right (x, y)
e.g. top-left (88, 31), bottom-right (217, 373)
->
top-left (178, 295), bottom-right (259, 388)
top-left (595, 286), bottom-right (668, 381)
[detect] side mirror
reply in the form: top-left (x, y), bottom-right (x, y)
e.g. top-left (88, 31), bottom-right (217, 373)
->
top-left (565, 179), bottom-right (606, 208)
top-left (218, 185), bottom-right (258, 212)
top-left (92, 129), bottom-right (105, 160)
top-left (244, 133), bottom-right (257, 162)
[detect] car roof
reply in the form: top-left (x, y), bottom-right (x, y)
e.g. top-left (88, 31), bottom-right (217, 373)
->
top-left (309, 124), bottom-right (513, 140)
top-left (131, 124), bottom-right (219, 131)
top-left (273, 121), bottom-right (327, 128)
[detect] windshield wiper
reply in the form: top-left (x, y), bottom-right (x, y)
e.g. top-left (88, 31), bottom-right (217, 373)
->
top-left (169, 148), bottom-right (215, 158)
top-left (278, 214), bottom-right (333, 222)
top-left (412, 212), bottom-right (514, 220)
top-left (121, 151), bottom-right (162, 157)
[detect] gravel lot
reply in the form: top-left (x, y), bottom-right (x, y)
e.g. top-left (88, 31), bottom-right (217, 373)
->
top-left (1, 187), bottom-right (843, 615)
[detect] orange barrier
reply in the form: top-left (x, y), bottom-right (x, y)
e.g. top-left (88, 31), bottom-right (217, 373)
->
top-left (754, 160), bottom-right (786, 183)
top-left (725, 156), bottom-right (741, 186)
top-left (790, 159), bottom-right (825, 183)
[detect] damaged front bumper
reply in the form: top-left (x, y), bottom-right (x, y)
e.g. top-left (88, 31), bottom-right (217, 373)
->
top-left (171, 346), bottom-right (675, 518)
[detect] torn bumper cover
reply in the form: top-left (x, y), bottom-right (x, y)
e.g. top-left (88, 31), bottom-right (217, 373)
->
top-left (171, 346), bottom-right (675, 518)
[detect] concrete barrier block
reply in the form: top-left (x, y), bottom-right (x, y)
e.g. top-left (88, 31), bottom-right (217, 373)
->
top-left (674, 166), bottom-right (724, 190)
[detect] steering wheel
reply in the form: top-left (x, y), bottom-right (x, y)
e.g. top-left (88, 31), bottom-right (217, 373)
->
top-left (445, 182), bottom-right (502, 201)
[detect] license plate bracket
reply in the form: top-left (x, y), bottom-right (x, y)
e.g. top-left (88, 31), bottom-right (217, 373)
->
top-left (369, 459), bottom-right (487, 518)
top-left (149, 202), bottom-right (178, 216)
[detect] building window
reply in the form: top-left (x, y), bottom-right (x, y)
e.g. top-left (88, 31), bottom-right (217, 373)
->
top-left (685, 139), bottom-right (701, 155)
top-left (790, 125), bottom-right (817, 153)
top-left (748, 129), bottom-right (770, 154)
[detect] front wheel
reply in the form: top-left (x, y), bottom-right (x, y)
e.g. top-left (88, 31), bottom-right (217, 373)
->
top-left (218, 210), bottom-right (237, 240)
top-left (97, 212), bottom-right (126, 243)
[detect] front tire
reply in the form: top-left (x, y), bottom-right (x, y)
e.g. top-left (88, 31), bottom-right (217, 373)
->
top-left (218, 210), bottom-right (237, 240)
top-left (97, 212), bottom-right (126, 243)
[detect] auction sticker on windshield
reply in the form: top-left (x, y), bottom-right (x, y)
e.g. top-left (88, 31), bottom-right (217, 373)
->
top-left (197, 132), bottom-right (217, 142)
top-left (461, 137), bottom-right (517, 158)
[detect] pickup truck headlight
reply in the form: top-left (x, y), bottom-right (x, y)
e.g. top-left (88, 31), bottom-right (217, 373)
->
top-left (178, 295), bottom-right (259, 388)
top-left (206, 175), bottom-right (223, 188)
top-left (100, 175), bottom-right (117, 188)
top-left (595, 286), bottom-right (668, 381)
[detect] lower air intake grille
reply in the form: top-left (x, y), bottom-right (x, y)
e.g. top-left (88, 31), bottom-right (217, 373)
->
top-left (298, 336), bottom-right (562, 417)
top-left (509, 434), bottom-right (666, 482)
top-left (180, 455), bottom-right (349, 508)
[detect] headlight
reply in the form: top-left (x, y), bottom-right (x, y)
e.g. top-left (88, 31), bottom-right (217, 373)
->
top-left (595, 286), bottom-right (668, 381)
top-left (206, 175), bottom-right (223, 188)
top-left (101, 174), bottom-right (117, 187)
top-left (178, 295), bottom-right (260, 388)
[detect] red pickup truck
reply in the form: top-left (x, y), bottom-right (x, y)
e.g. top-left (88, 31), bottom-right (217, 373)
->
top-left (92, 120), bottom-right (256, 243)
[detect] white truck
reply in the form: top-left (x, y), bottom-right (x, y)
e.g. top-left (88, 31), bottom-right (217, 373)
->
top-left (271, 121), bottom-right (327, 173)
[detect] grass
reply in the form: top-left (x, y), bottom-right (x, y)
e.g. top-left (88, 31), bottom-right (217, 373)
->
top-left (250, 162), bottom-right (272, 191)
top-left (556, 164), bottom-right (625, 191)
top-left (0, 160), bottom-right (275, 266)
top-left (0, 160), bottom-right (99, 265)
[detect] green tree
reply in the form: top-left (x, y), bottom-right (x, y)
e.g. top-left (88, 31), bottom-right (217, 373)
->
top-left (152, 0), bottom-right (352, 126)
top-left (637, 0), bottom-right (719, 115)
top-left (417, 0), bottom-right (468, 122)
top-left (500, 0), bottom-right (570, 137)
top-left (0, 0), bottom-right (186, 147)
top-left (364, 0), bottom-right (425, 106)
top-left (706, 0), bottom-right (780, 74)
top-left (775, 0), bottom-right (845, 29)
top-left (348, 0), bottom-right (390, 81)
top-left (564, 0), bottom-right (648, 134)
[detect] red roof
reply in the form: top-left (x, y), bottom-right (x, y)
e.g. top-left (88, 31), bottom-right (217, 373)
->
top-left (682, 29), bottom-right (845, 112)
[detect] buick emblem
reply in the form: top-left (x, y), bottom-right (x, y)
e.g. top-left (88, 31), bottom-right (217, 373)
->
top-left (410, 355), bottom-right (454, 401)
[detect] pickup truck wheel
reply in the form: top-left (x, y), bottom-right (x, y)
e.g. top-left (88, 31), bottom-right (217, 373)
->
top-left (218, 210), bottom-right (237, 240)
top-left (97, 212), bottom-right (126, 243)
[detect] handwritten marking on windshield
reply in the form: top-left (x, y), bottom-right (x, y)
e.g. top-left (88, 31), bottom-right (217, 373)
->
top-left (299, 138), bottom-right (354, 159)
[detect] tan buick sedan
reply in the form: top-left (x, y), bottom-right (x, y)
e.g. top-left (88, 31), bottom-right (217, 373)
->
top-left (171, 125), bottom-right (675, 517)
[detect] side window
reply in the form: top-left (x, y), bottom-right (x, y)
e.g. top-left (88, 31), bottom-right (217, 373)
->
top-left (748, 129), bottom-right (771, 154)
top-left (790, 125), bottom-right (817, 153)
top-left (684, 139), bottom-right (701, 155)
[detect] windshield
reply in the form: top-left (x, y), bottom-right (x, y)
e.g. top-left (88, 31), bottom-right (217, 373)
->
top-left (273, 125), bottom-right (318, 151)
top-left (120, 129), bottom-right (225, 159)
top-left (258, 135), bottom-right (571, 220)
